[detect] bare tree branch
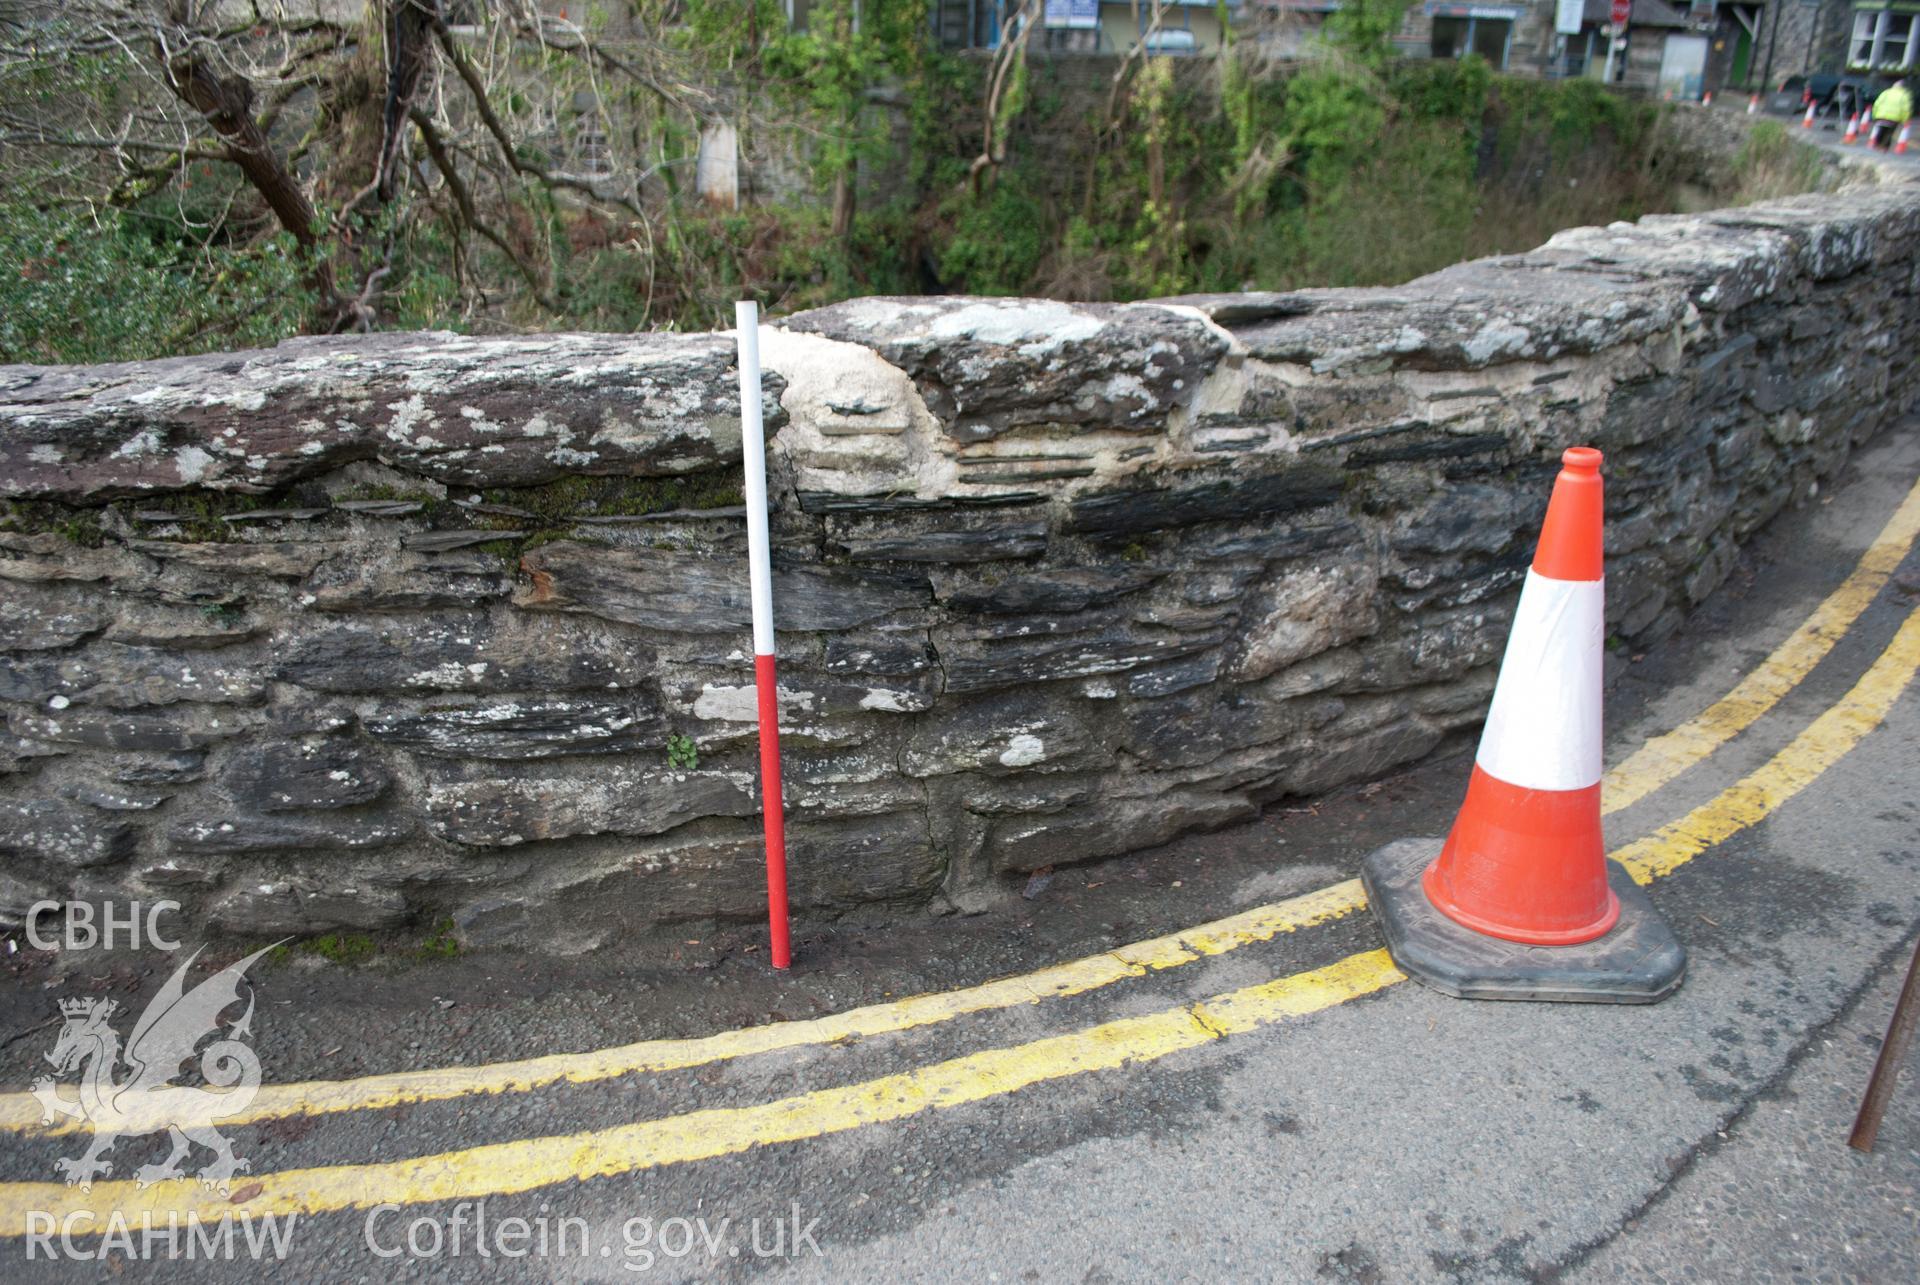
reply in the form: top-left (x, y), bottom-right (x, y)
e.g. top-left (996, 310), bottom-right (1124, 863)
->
top-left (411, 104), bottom-right (559, 311)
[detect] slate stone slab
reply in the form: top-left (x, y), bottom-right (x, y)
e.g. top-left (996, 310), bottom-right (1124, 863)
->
top-left (1252, 270), bottom-right (1682, 372)
top-left (210, 881), bottom-right (411, 935)
top-left (130, 541), bottom-right (341, 579)
top-left (9, 707), bottom-right (253, 752)
top-left (828, 519), bottom-right (1049, 563)
top-left (15, 645), bottom-right (270, 709)
top-left (103, 603), bottom-right (260, 650)
top-left (0, 331), bottom-right (787, 500)
top-left (900, 692), bottom-right (1098, 777)
top-left (304, 553), bottom-right (513, 611)
top-left (824, 632), bottom-right (937, 677)
top-left (782, 297), bottom-right (1227, 442)
top-left (938, 619), bottom-right (1230, 695)
top-left (1065, 464), bottom-right (1346, 539)
top-left (58, 781), bottom-right (171, 811)
top-left (169, 814), bottom-right (415, 855)
top-left (517, 542), bottom-right (931, 633)
top-left (112, 751), bottom-right (208, 785)
top-left (936, 566), bottom-right (1162, 615)
top-left (0, 593), bottom-right (108, 650)
top-left (675, 672), bottom-right (938, 721)
top-left (427, 768), bottom-right (756, 847)
top-left (275, 612), bottom-right (652, 693)
top-left (364, 695), bottom-right (665, 760)
top-left (0, 800), bottom-right (139, 867)
top-left (225, 738), bottom-right (392, 811)
top-left (988, 789), bottom-right (1258, 873)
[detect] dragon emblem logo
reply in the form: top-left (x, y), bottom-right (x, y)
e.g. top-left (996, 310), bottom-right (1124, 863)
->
top-left (30, 944), bottom-right (276, 1194)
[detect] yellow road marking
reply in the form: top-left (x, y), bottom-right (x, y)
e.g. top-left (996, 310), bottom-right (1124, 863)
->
top-left (0, 952), bottom-right (1405, 1228)
top-left (6, 477), bottom-right (1916, 1139)
top-left (6, 604), bottom-right (1916, 1234)
top-left (1616, 605), bottom-right (1920, 883)
top-left (1602, 474), bottom-right (1920, 814)
top-left (0, 882), bottom-right (1367, 1138)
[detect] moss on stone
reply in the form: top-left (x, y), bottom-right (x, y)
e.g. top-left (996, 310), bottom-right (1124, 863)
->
top-left (2, 501), bottom-right (110, 547)
top-left (134, 491), bottom-right (269, 542)
top-left (515, 529), bottom-right (577, 555)
top-left (472, 537), bottom-right (526, 561)
top-left (302, 932), bottom-right (377, 966)
top-left (481, 468), bottom-right (745, 526)
top-left (412, 918), bottom-right (462, 960)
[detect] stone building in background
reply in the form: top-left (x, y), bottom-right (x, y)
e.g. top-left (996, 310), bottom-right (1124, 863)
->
top-left (920, 0), bottom-right (1859, 99)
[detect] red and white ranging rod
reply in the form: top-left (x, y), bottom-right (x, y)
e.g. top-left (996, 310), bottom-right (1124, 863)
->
top-left (734, 300), bottom-right (792, 969)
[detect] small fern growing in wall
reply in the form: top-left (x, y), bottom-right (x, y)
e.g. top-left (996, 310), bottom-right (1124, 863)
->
top-left (667, 733), bottom-right (699, 771)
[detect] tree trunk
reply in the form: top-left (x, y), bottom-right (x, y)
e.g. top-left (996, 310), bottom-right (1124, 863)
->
top-left (832, 167), bottom-right (856, 242)
top-left (163, 52), bottom-right (340, 313)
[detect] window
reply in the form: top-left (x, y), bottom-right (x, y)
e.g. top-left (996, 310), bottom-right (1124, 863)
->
top-left (1885, 15), bottom-right (1913, 70)
top-left (1430, 15), bottom-right (1512, 69)
top-left (1853, 13), bottom-right (1876, 69)
top-left (1851, 10), bottom-right (1920, 70)
top-left (1471, 18), bottom-right (1512, 65)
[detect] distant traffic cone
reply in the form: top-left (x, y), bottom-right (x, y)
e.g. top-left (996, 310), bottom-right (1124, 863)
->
top-left (1701, 91), bottom-right (1712, 108)
top-left (1803, 101), bottom-right (1817, 128)
top-left (1899, 122), bottom-right (1912, 154)
top-left (1748, 94), bottom-right (1759, 115)
top-left (1845, 112), bottom-right (1860, 144)
top-left (1362, 447), bottom-right (1687, 1004)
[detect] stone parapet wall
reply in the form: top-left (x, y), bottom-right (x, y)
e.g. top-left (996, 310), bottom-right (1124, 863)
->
top-left (3, 175), bottom-right (1916, 951)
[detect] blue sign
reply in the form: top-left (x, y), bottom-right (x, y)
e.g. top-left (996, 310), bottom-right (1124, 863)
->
top-left (1045, 0), bottom-right (1100, 28)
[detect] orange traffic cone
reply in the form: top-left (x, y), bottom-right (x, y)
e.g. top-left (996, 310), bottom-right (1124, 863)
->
top-left (1701, 91), bottom-right (1712, 108)
top-left (1803, 101), bottom-right (1817, 128)
top-left (1844, 112), bottom-right (1860, 144)
top-left (1748, 94), bottom-right (1760, 115)
top-left (1362, 447), bottom-right (1687, 1004)
top-left (1899, 122), bottom-right (1912, 154)
top-left (1425, 447), bottom-right (1613, 946)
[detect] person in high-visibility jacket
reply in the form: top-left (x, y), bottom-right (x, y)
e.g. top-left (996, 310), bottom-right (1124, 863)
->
top-left (1871, 78), bottom-right (1912, 150)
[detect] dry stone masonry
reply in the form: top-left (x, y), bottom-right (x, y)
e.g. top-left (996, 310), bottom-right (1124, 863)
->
top-left (4, 178), bottom-right (1918, 952)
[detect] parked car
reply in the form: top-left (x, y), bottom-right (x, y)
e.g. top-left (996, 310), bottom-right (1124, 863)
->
top-left (1834, 76), bottom-right (1881, 121)
top-left (1768, 73), bottom-right (1849, 117)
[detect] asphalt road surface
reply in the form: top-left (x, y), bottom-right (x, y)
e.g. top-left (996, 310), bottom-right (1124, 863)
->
top-left (3, 425), bottom-right (1918, 1283)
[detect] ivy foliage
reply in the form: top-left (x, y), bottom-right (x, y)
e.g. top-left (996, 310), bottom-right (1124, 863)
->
top-left (0, 204), bottom-right (309, 364)
top-left (763, 0), bottom-right (904, 185)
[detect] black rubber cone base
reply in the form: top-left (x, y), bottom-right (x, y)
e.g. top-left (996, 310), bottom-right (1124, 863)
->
top-left (1361, 837), bottom-right (1687, 1005)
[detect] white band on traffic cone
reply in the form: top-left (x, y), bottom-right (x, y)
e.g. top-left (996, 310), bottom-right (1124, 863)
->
top-left (1472, 570), bottom-right (1606, 793)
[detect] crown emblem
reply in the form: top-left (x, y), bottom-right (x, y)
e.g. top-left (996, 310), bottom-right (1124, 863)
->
top-left (57, 997), bottom-right (113, 1020)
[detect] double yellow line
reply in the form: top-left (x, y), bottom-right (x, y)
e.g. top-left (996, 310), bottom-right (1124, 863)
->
top-left (3, 479), bottom-right (1918, 1231)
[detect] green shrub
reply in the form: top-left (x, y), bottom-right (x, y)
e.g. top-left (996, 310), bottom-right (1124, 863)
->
top-left (938, 182), bottom-right (1049, 295)
top-left (0, 204), bottom-right (307, 363)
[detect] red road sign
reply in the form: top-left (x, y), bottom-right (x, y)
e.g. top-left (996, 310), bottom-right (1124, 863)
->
top-left (1611, 0), bottom-right (1631, 25)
